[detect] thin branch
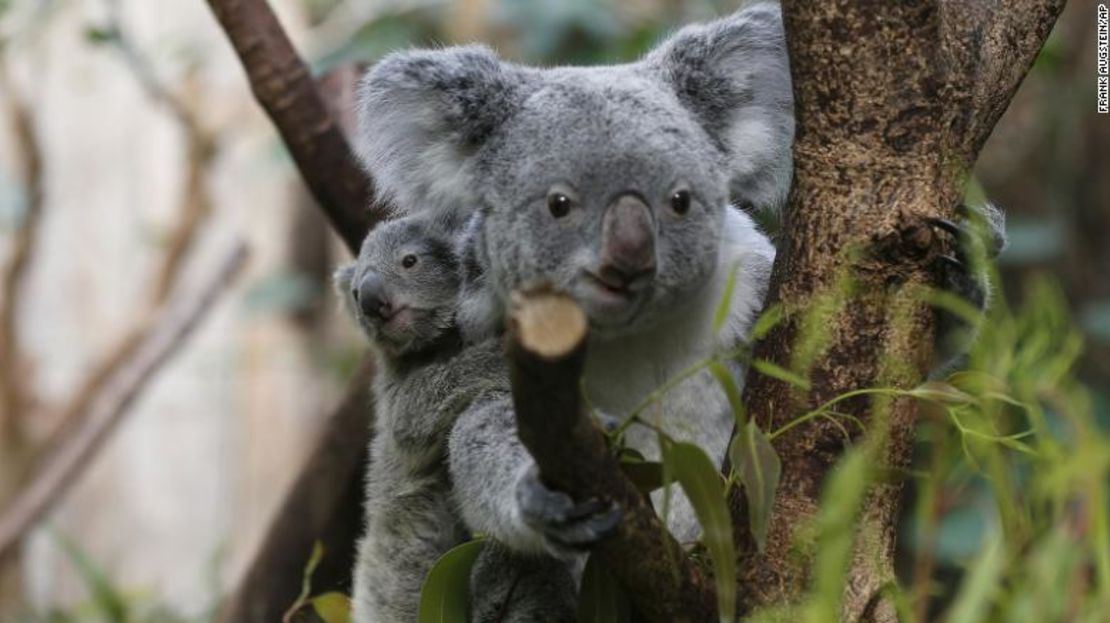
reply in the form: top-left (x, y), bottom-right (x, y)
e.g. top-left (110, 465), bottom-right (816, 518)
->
top-left (507, 287), bottom-right (717, 623)
top-left (0, 63), bottom-right (45, 448)
top-left (34, 22), bottom-right (219, 460)
top-left (0, 242), bottom-right (249, 559)
top-left (204, 0), bottom-right (385, 253)
top-left (102, 0), bottom-right (203, 137)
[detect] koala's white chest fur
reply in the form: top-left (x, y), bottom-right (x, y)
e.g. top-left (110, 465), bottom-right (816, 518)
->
top-left (584, 207), bottom-right (774, 446)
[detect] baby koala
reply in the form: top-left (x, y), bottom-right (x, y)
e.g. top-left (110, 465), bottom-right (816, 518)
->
top-left (336, 214), bottom-right (507, 622)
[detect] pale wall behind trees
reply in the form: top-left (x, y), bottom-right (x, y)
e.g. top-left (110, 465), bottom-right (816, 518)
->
top-left (0, 0), bottom-right (353, 613)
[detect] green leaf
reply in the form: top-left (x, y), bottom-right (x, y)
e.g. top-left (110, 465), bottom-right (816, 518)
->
top-left (946, 535), bottom-right (1006, 623)
top-left (713, 261), bottom-right (741, 334)
top-left (418, 539), bottom-right (486, 623)
top-left (908, 381), bottom-right (976, 405)
top-left (750, 303), bottom-right (784, 341)
top-left (805, 446), bottom-right (872, 619)
top-left (661, 441), bottom-right (736, 623)
top-left (752, 359), bottom-right (811, 391)
top-left (619, 458), bottom-right (665, 494)
top-left (83, 25), bottom-right (119, 44)
top-left (312, 592), bottom-right (352, 623)
top-left (708, 360), bottom-right (747, 428)
top-left (729, 422), bottom-right (781, 552)
top-left (53, 531), bottom-right (129, 622)
top-left (576, 555), bottom-right (632, 623)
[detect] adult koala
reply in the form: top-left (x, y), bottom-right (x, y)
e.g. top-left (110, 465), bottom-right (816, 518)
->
top-left (355, 0), bottom-right (789, 566)
top-left (355, 0), bottom-right (789, 560)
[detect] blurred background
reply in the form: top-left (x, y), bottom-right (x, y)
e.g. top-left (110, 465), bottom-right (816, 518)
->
top-left (0, 0), bottom-right (1105, 620)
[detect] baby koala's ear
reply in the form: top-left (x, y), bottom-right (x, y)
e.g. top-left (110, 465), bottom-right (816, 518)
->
top-left (644, 2), bottom-right (794, 217)
top-left (333, 263), bottom-right (358, 318)
top-left (356, 45), bottom-right (528, 216)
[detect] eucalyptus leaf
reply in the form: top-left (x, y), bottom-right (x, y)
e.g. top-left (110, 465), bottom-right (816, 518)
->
top-left (661, 441), bottom-right (736, 623)
top-left (946, 535), bottom-right (1006, 623)
top-left (752, 359), bottom-right (811, 390)
top-left (418, 539), bottom-right (486, 623)
top-left (576, 555), bottom-right (632, 623)
top-left (619, 458), bottom-right (665, 494)
top-left (713, 261), bottom-right (740, 334)
top-left (909, 381), bottom-right (977, 405)
top-left (312, 592), bottom-right (352, 623)
top-left (729, 422), bottom-right (781, 552)
top-left (708, 360), bottom-right (746, 428)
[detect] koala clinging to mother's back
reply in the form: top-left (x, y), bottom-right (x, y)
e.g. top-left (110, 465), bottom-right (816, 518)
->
top-left (356, 0), bottom-right (789, 556)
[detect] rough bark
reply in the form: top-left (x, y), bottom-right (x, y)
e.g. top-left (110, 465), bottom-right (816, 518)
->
top-left (507, 288), bottom-right (716, 623)
top-left (732, 1), bottom-right (1066, 620)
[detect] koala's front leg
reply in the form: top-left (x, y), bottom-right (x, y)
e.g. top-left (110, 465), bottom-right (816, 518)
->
top-left (928, 202), bottom-right (1007, 376)
top-left (448, 393), bottom-right (621, 558)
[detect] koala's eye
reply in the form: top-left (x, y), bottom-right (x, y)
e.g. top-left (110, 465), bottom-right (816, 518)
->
top-left (401, 254), bottom-right (418, 269)
top-left (670, 190), bottom-right (692, 216)
top-left (547, 192), bottom-right (573, 219)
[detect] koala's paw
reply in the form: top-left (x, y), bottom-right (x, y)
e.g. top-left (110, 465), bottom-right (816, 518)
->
top-left (928, 202), bottom-right (1006, 309)
top-left (515, 465), bottom-right (621, 558)
top-left (927, 202), bottom-right (1007, 375)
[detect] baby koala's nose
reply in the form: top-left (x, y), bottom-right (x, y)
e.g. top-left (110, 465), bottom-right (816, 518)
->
top-left (356, 272), bottom-right (392, 320)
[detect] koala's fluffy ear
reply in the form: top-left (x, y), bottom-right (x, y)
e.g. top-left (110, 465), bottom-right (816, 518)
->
top-left (356, 45), bottom-right (525, 215)
top-left (646, 2), bottom-right (794, 216)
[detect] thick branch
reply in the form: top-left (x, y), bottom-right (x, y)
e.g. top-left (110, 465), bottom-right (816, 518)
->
top-left (939, 0), bottom-right (1068, 162)
top-left (508, 287), bottom-right (716, 623)
top-left (204, 0), bottom-right (383, 253)
top-left (0, 243), bottom-right (248, 559)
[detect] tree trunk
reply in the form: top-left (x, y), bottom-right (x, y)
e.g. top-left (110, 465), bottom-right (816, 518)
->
top-left (733, 1), bottom-right (1065, 619)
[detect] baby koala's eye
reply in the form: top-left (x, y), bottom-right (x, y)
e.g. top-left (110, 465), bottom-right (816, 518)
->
top-left (401, 254), bottom-right (418, 269)
top-left (547, 192), bottom-right (573, 219)
top-left (670, 190), bottom-right (692, 216)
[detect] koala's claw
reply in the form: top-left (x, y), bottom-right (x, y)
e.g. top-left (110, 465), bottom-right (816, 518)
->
top-left (935, 253), bottom-right (966, 273)
top-left (516, 466), bottom-right (622, 555)
top-left (927, 203), bottom-right (1006, 310)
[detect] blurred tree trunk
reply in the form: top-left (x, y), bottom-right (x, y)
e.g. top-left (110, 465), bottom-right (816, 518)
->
top-left (733, 1), bottom-right (1065, 620)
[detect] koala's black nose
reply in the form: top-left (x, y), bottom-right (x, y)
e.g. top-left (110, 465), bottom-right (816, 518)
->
top-left (356, 272), bottom-right (392, 320)
top-left (598, 194), bottom-right (657, 289)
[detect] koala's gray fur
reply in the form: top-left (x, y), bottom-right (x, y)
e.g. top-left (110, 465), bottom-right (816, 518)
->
top-left (359, 1), bottom-right (787, 560)
top-left (351, 0), bottom-right (1004, 618)
top-left (336, 215), bottom-right (508, 622)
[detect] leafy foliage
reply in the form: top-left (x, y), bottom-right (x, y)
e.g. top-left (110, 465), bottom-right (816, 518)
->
top-left (416, 538), bottom-right (486, 623)
top-left (661, 440), bottom-right (736, 623)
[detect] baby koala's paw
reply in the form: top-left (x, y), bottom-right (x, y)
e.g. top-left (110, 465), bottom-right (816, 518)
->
top-left (927, 202), bottom-right (1007, 375)
top-left (929, 202), bottom-right (1006, 309)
